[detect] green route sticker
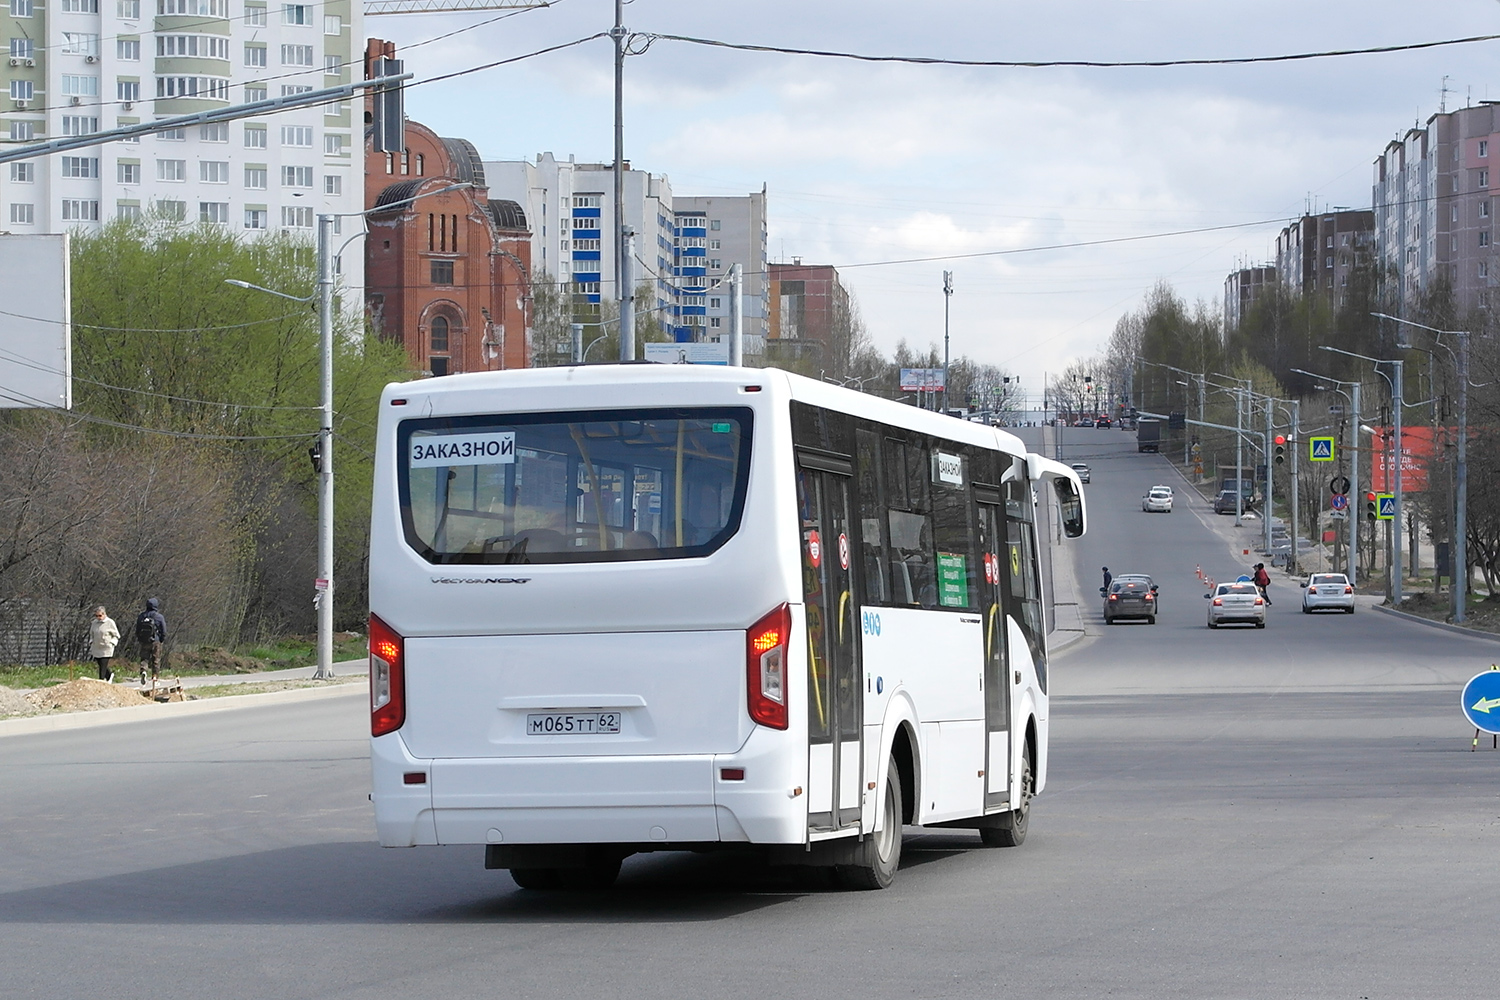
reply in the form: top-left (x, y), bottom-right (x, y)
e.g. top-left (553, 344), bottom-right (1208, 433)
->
top-left (937, 552), bottom-right (969, 608)
top-left (712, 422), bottom-right (732, 433)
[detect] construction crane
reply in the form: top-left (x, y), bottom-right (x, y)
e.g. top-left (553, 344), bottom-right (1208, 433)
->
top-left (366, 0), bottom-right (547, 14)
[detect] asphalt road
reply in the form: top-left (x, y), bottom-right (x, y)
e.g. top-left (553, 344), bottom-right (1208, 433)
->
top-left (3, 426), bottom-right (1498, 999)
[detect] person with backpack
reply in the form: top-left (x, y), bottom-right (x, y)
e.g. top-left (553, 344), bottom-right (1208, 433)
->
top-left (1253, 563), bottom-right (1272, 606)
top-left (134, 598), bottom-right (167, 685)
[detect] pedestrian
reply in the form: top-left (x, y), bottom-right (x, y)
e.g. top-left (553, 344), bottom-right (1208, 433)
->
top-left (1102, 566), bottom-right (1112, 591)
top-left (88, 606), bottom-right (120, 682)
top-left (133, 597), bottom-right (167, 685)
top-left (1253, 563), bottom-right (1272, 605)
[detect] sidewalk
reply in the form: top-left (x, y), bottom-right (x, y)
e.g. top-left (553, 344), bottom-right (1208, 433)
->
top-left (168, 656), bottom-right (369, 690)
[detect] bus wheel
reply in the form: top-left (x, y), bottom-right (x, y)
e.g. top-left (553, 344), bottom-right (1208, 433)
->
top-left (981, 740), bottom-right (1031, 848)
top-left (509, 868), bottom-right (562, 890)
top-left (836, 758), bottom-right (903, 890)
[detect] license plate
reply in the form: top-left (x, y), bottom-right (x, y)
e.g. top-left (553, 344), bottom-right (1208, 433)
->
top-left (526, 711), bottom-right (622, 736)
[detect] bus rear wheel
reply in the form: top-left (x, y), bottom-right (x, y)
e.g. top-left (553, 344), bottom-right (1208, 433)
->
top-left (835, 758), bottom-right (903, 890)
top-left (980, 740), bottom-right (1031, 848)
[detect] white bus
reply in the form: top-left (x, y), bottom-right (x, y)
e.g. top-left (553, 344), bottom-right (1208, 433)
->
top-left (368, 365), bottom-right (1085, 890)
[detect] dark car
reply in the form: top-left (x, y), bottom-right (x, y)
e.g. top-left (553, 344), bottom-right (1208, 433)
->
top-left (1096, 417), bottom-right (1112, 429)
top-left (1212, 489), bottom-right (1239, 515)
top-left (1103, 578), bottom-right (1157, 624)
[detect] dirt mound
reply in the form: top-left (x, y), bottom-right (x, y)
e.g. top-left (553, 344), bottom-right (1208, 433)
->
top-left (169, 646), bottom-right (265, 674)
top-left (0, 686), bottom-right (37, 718)
top-left (25, 678), bottom-right (151, 713)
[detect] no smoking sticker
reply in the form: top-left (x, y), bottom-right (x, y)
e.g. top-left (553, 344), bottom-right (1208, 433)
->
top-left (838, 533), bottom-right (850, 570)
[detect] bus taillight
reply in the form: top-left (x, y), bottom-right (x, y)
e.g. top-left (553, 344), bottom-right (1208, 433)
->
top-left (747, 604), bottom-right (790, 730)
top-left (370, 613), bottom-right (406, 737)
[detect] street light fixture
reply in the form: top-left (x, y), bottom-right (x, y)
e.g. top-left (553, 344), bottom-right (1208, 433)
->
top-left (1291, 367), bottom-right (1361, 587)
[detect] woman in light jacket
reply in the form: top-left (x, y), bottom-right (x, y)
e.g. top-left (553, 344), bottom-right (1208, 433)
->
top-left (89, 606), bottom-right (121, 682)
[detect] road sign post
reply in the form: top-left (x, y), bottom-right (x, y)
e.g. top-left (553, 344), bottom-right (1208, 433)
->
top-left (1309, 437), bottom-right (1336, 462)
top-left (1462, 667), bottom-right (1500, 749)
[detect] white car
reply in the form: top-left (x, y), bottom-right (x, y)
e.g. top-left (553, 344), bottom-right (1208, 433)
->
top-left (1070, 462), bottom-right (1091, 484)
top-left (1142, 486), bottom-right (1173, 513)
top-left (1205, 581), bottom-right (1266, 628)
top-left (1301, 573), bottom-right (1355, 614)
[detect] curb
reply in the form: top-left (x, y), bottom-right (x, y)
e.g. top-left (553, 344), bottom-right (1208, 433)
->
top-left (1370, 602), bottom-right (1500, 644)
top-left (0, 679), bottom-right (365, 739)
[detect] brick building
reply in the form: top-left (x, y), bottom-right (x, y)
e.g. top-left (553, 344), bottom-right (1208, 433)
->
top-left (766, 261), bottom-right (849, 367)
top-left (363, 59), bottom-right (531, 374)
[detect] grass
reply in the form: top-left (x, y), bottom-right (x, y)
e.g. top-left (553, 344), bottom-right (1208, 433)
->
top-left (0, 631), bottom-right (369, 690)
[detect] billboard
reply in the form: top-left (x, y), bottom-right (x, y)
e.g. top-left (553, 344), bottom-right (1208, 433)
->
top-left (899, 368), bottom-right (945, 392)
top-left (1369, 425), bottom-right (1453, 493)
top-left (0, 234), bottom-right (71, 409)
top-left (643, 342), bottom-right (730, 365)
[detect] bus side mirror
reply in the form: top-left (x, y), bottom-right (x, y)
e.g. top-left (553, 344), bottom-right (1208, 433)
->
top-left (1054, 477), bottom-right (1084, 538)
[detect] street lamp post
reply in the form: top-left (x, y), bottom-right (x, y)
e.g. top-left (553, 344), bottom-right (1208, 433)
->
top-left (1292, 368), bottom-right (1361, 586)
top-left (942, 271), bottom-right (953, 412)
top-left (1323, 344), bottom-right (1404, 606)
top-left (1372, 314), bottom-right (1471, 623)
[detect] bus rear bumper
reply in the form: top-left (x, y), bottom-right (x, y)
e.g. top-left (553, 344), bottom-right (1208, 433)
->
top-left (373, 729), bottom-right (805, 849)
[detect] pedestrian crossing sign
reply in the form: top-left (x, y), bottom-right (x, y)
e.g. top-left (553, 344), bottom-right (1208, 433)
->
top-left (1309, 436), bottom-right (1335, 462)
top-left (1376, 494), bottom-right (1395, 520)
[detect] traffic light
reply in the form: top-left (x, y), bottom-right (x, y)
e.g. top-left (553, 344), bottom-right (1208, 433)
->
top-left (1365, 491), bottom-right (1377, 521)
top-left (1273, 434), bottom-right (1286, 465)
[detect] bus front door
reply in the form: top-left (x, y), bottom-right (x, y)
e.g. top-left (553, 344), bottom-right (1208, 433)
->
top-left (798, 463), bottom-right (862, 834)
top-left (977, 497), bottom-right (1012, 810)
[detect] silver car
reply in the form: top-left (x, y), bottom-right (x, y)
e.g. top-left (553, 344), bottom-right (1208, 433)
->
top-left (1070, 462), bottom-right (1091, 484)
top-left (1142, 486), bottom-right (1173, 513)
top-left (1205, 581), bottom-right (1266, 628)
top-left (1301, 573), bottom-right (1355, 614)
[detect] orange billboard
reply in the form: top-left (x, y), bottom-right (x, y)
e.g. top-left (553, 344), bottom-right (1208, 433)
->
top-left (1369, 426), bottom-right (1452, 493)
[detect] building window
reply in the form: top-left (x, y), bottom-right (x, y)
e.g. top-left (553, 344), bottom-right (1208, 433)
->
top-left (323, 13), bottom-right (340, 33)
top-left (158, 159), bottom-right (186, 181)
top-left (280, 44), bottom-right (314, 66)
top-left (281, 205), bottom-right (313, 228)
top-left (244, 208), bottom-right (268, 230)
top-left (197, 122), bottom-right (227, 143)
top-left (280, 85), bottom-right (311, 97)
top-left (244, 4), bottom-right (266, 25)
top-left (415, 153), bottom-right (424, 176)
top-left (430, 260), bottom-right (455, 285)
top-left (118, 162), bottom-right (139, 183)
top-left (281, 165), bottom-right (313, 188)
top-left (1481, 232), bottom-right (1491, 248)
top-left (430, 315), bottom-right (449, 351)
top-left (1452, 204), bottom-right (1460, 223)
top-left (61, 116), bottom-right (98, 136)
top-left (282, 3), bottom-right (310, 25)
top-left (201, 161), bottom-right (229, 183)
top-left (158, 35), bottom-right (230, 59)
top-left (9, 0), bottom-right (32, 15)
top-left (199, 202), bottom-right (228, 224)
top-left (281, 125), bottom-right (313, 147)
top-left (156, 76), bottom-right (231, 101)
top-left (710, 317), bottom-right (722, 328)
top-left (324, 174), bottom-right (341, 195)
top-left (62, 0), bottom-right (99, 11)
top-left (9, 38), bottom-right (32, 59)
top-left (9, 203), bottom-right (34, 224)
top-left (244, 126), bottom-right (267, 149)
top-left (1482, 170), bottom-right (1491, 189)
top-left (62, 75), bottom-right (100, 98)
top-left (244, 166), bottom-right (266, 189)
top-left (9, 121), bottom-right (34, 141)
top-left (324, 133), bottom-right (344, 154)
top-left (62, 32), bottom-right (100, 56)
top-left (384, 152), bottom-right (394, 175)
top-left (1482, 140), bottom-right (1490, 158)
top-left (573, 195), bottom-right (601, 208)
top-left (428, 357), bottom-right (449, 377)
top-left (61, 156), bottom-right (99, 178)
top-left (117, 80), bottom-right (140, 102)
top-left (9, 162), bottom-right (34, 182)
top-left (1481, 261), bottom-right (1490, 279)
top-left (245, 84), bottom-right (267, 102)
top-left (117, 202), bottom-right (141, 220)
top-left (324, 54), bottom-right (341, 75)
top-left (245, 44), bottom-right (266, 67)
top-left (710, 219), bottom-right (721, 230)
top-left (710, 259), bottom-right (722, 270)
top-left (1452, 235), bottom-right (1458, 253)
top-left (159, 0), bottom-right (228, 12)
top-left (1483, 200), bottom-right (1491, 219)
top-left (61, 199), bottom-right (101, 221)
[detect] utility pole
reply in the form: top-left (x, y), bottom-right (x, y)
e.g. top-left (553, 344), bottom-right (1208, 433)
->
top-left (1392, 359), bottom-right (1404, 604)
top-left (1235, 386), bottom-right (1244, 527)
top-left (571, 322), bottom-right (583, 364)
top-left (1456, 331), bottom-right (1469, 623)
top-left (611, 0), bottom-right (628, 362)
top-left (942, 270), bottom-right (953, 413)
top-left (1263, 395), bottom-right (1273, 557)
top-left (728, 263), bottom-right (743, 366)
top-left (314, 214), bottom-right (335, 681)
top-left (1349, 380), bottom-right (1360, 586)
top-left (618, 228), bottom-right (635, 361)
top-left (1289, 400), bottom-right (1301, 576)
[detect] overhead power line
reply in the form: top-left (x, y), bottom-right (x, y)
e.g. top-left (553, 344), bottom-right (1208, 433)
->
top-left (634, 30), bottom-right (1500, 68)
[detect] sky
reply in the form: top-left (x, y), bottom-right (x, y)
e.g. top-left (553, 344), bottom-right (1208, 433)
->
top-left (374, 0), bottom-right (1500, 404)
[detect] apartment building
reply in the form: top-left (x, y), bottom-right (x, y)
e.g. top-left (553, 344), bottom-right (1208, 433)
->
top-left (766, 260), bottom-right (850, 368)
top-left (1374, 103), bottom-right (1500, 314)
top-left (2, 0), bottom-right (360, 247)
top-left (1274, 210), bottom-right (1375, 308)
top-left (1223, 264), bottom-right (1277, 332)
top-left (671, 190), bottom-right (768, 351)
top-left (484, 153), bottom-right (679, 335)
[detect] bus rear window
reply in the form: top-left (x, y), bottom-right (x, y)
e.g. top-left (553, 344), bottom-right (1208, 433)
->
top-left (398, 408), bottom-right (753, 564)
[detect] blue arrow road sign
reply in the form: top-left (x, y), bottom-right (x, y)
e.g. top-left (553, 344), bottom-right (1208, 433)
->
top-left (1331, 494), bottom-right (1348, 510)
top-left (1462, 669), bottom-right (1500, 734)
top-left (1377, 494), bottom-right (1396, 520)
top-left (1309, 436), bottom-right (1335, 461)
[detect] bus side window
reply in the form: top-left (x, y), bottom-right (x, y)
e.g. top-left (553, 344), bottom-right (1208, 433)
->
top-left (855, 428), bottom-right (889, 604)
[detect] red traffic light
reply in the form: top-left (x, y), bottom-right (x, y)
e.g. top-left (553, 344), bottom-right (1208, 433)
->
top-left (1274, 435), bottom-right (1286, 446)
top-left (1366, 491), bottom-right (1376, 501)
